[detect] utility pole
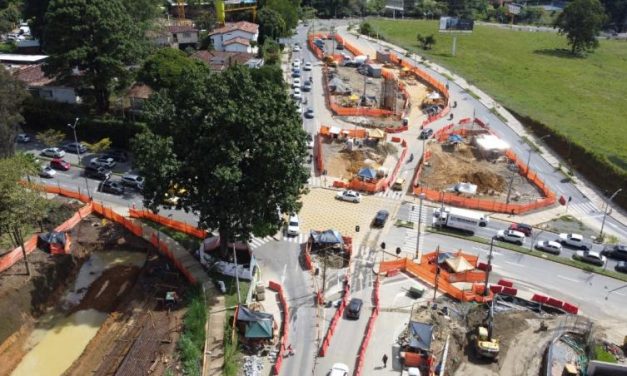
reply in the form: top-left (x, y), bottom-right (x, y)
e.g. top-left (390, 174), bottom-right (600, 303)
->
top-left (483, 237), bottom-right (495, 296)
top-left (67, 117), bottom-right (91, 197)
top-left (525, 135), bottom-right (550, 177)
top-left (599, 188), bottom-right (622, 240)
top-left (505, 169), bottom-right (516, 209)
top-left (433, 245), bottom-right (440, 302)
top-left (415, 193), bottom-right (426, 261)
top-left (233, 244), bottom-right (241, 304)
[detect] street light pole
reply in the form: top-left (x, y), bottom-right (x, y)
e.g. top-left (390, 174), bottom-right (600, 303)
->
top-left (599, 188), bottom-right (622, 240)
top-left (525, 135), bottom-right (550, 177)
top-left (415, 193), bottom-right (426, 261)
top-left (483, 236), bottom-right (496, 296)
top-left (67, 118), bottom-right (91, 197)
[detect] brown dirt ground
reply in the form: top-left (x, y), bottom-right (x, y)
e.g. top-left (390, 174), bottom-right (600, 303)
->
top-left (323, 139), bottom-right (396, 179)
top-left (421, 142), bottom-right (544, 202)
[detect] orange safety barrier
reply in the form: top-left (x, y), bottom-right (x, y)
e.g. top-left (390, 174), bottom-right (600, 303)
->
top-left (315, 133), bottom-right (324, 175)
top-left (129, 208), bottom-right (206, 239)
top-left (353, 277), bottom-right (380, 376)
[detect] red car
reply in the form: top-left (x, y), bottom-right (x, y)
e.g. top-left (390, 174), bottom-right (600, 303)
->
top-left (508, 223), bottom-right (532, 237)
top-left (50, 158), bottom-right (71, 171)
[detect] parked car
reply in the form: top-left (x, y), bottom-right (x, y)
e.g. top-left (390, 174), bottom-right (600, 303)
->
top-left (293, 45), bottom-right (301, 52)
top-left (98, 180), bottom-right (125, 195)
top-left (372, 210), bottom-right (389, 228)
top-left (615, 261), bottom-right (627, 274)
top-left (345, 298), bottom-right (363, 319)
top-left (41, 147), bottom-right (65, 158)
top-left (121, 174), bottom-right (144, 190)
top-left (509, 223), bottom-right (533, 237)
top-left (16, 133), bottom-right (31, 143)
top-left (291, 68), bottom-right (301, 78)
top-left (573, 250), bottom-right (606, 266)
top-left (39, 166), bottom-right (56, 178)
top-left (423, 105), bottom-right (441, 116)
top-left (49, 158), bottom-right (71, 171)
top-left (304, 107), bottom-right (314, 119)
top-left (419, 128), bottom-right (434, 140)
top-left (534, 240), bottom-right (562, 255)
top-left (292, 77), bottom-right (301, 88)
top-left (102, 149), bottom-right (129, 162)
top-left (303, 62), bottom-right (313, 71)
top-left (601, 244), bottom-right (627, 261)
top-left (496, 229), bottom-right (525, 245)
top-left (84, 165), bottom-right (111, 180)
top-left (293, 87), bottom-right (302, 101)
top-left (558, 233), bottom-right (589, 250)
top-left (286, 214), bottom-right (300, 236)
top-left (306, 134), bottom-right (314, 149)
top-left (329, 363), bottom-right (349, 376)
top-left (335, 190), bottom-right (361, 203)
top-left (302, 80), bottom-right (312, 92)
top-left (90, 156), bottom-right (116, 169)
top-left (336, 43), bottom-right (344, 50)
top-left (63, 142), bottom-right (88, 154)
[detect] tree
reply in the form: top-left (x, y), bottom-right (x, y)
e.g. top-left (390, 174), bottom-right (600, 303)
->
top-left (266, 0), bottom-right (298, 31)
top-left (415, 0), bottom-right (447, 19)
top-left (86, 137), bottom-right (112, 153)
top-left (0, 0), bottom-right (21, 35)
top-left (417, 33), bottom-right (437, 50)
top-left (0, 154), bottom-right (50, 276)
top-left (36, 129), bottom-right (65, 148)
top-left (0, 66), bottom-right (28, 158)
top-left (132, 65), bottom-right (309, 255)
top-left (601, 0), bottom-right (627, 32)
top-left (258, 7), bottom-right (287, 43)
top-left (23, 0), bottom-right (50, 40)
top-left (137, 48), bottom-right (207, 91)
top-left (43, 0), bottom-right (144, 113)
top-left (555, 0), bottom-right (606, 55)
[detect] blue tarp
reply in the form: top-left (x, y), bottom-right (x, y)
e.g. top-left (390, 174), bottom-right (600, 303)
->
top-left (437, 252), bottom-right (455, 264)
top-left (408, 321), bottom-right (434, 351)
top-left (357, 167), bottom-right (377, 180)
top-left (310, 230), bottom-right (344, 245)
top-left (448, 134), bottom-right (463, 144)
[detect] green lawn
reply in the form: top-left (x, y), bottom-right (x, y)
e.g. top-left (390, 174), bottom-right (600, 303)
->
top-left (369, 19), bottom-right (627, 175)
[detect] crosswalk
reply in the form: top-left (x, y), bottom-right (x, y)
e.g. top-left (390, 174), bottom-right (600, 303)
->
top-left (247, 233), bottom-right (305, 249)
top-left (567, 201), bottom-right (604, 219)
top-left (374, 189), bottom-right (405, 201)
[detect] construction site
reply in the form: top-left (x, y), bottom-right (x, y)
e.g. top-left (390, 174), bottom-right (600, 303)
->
top-left (321, 136), bottom-right (400, 181)
top-left (0, 212), bottom-right (191, 376)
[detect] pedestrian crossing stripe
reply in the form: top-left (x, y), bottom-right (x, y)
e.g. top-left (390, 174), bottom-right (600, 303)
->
top-left (248, 234), bottom-right (305, 249)
top-left (374, 190), bottom-right (404, 200)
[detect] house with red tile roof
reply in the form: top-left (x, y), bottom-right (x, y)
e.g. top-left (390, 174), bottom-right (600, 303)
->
top-left (209, 21), bottom-right (259, 54)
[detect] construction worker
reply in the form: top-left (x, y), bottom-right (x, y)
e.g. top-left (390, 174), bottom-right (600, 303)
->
top-left (382, 354), bottom-right (388, 368)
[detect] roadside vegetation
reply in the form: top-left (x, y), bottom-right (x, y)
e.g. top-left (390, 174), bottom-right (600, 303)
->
top-left (368, 19), bottom-right (627, 209)
top-left (177, 287), bottom-right (207, 376)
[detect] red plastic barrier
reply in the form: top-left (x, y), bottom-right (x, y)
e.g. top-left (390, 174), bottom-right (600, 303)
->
top-left (497, 279), bottom-right (513, 288)
top-left (269, 281), bottom-right (290, 375)
top-left (268, 280), bottom-right (282, 292)
top-left (562, 302), bottom-right (579, 315)
top-left (387, 269), bottom-right (400, 277)
top-left (390, 136), bottom-right (401, 143)
top-left (477, 262), bottom-right (492, 272)
top-left (501, 287), bottom-right (517, 296)
top-left (353, 277), bottom-right (380, 376)
top-left (489, 285), bottom-right (503, 294)
top-left (531, 294), bottom-right (548, 304)
top-left (546, 298), bottom-right (564, 309)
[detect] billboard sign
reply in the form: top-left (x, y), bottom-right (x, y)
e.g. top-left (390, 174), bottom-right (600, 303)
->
top-left (508, 3), bottom-right (522, 15)
top-left (439, 17), bottom-right (474, 32)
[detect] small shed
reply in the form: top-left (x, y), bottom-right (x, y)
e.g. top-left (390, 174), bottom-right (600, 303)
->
top-left (366, 63), bottom-right (383, 78)
top-left (236, 305), bottom-right (275, 340)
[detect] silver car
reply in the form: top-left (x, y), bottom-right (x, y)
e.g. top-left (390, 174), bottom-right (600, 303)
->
top-left (335, 190), bottom-right (361, 203)
top-left (41, 147), bottom-right (66, 158)
top-left (535, 240), bottom-right (562, 255)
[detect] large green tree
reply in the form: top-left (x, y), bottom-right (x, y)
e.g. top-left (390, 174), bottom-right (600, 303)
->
top-left (0, 66), bottom-right (28, 158)
top-left (258, 7), bottom-right (287, 43)
top-left (601, 0), bottom-right (627, 32)
top-left (266, 0), bottom-right (298, 30)
top-left (0, 154), bottom-right (50, 276)
top-left (137, 48), bottom-right (207, 91)
top-left (23, 0), bottom-right (50, 40)
top-left (555, 0), bottom-right (606, 55)
top-left (132, 65), bottom-right (309, 254)
top-left (0, 0), bottom-right (21, 34)
top-left (42, 0), bottom-right (144, 112)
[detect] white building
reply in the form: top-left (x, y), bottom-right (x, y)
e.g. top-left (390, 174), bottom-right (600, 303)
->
top-left (168, 25), bottom-right (199, 49)
top-left (209, 21), bottom-right (259, 54)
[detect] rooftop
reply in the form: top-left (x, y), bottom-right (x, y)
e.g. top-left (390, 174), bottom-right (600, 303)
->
top-left (0, 53), bottom-right (48, 63)
top-left (210, 21), bottom-right (259, 35)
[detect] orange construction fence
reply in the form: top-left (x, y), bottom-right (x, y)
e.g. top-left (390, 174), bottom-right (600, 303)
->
top-left (353, 276), bottom-right (380, 376)
top-left (129, 207), bottom-right (206, 239)
top-left (268, 281), bottom-right (290, 375)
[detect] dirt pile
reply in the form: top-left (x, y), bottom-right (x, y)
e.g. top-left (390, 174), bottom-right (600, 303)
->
top-left (460, 171), bottom-right (507, 193)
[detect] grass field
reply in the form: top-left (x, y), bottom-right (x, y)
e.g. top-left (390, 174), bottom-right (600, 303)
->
top-left (369, 19), bottom-right (627, 175)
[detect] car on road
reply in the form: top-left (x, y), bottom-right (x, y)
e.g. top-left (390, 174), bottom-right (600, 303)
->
top-left (419, 128), bottom-right (433, 140)
top-left (573, 250), bottom-right (606, 266)
top-left (509, 223), bottom-right (532, 237)
top-left (286, 214), bottom-right (300, 236)
top-left (372, 210), bottom-right (389, 228)
top-left (90, 156), bottom-right (116, 169)
top-left (306, 134), bottom-right (314, 149)
top-left (84, 165), bottom-right (111, 180)
top-left (302, 80), bottom-right (312, 92)
top-left (304, 107), bottom-right (314, 119)
top-left (41, 147), bottom-right (65, 158)
top-left (534, 240), bottom-right (562, 255)
top-left (601, 244), bottom-right (627, 261)
top-left (293, 45), bottom-right (301, 52)
top-left (16, 133), bottom-right (31, 143)
top-left (615, 261), bottom-right (627, 274)
top-left (293, 87), bottom-right (302, 101)
top-left (98, 180), bottom-right (125, 195)
top-left (292, 77), bottom-right (301, 88)
top-left (303, 62), bottom-right (313, 71)
top-left (558, 233), bottom-right (589, 250)
top-left (39, 166), bottom-right (56, 178)
top-left (121, 174), bottom-right (144, 190)
top-left (292, 68), bottom-right (301, 78)
top-left (49, 158), bottom-right (71, 171)
top-left (496, 229), bottom-right (525, 245)
top-left (335, 190), bottom-right (361, 203)
top-left (329, 363), bottom-right (349, 376)
top-left (62, 142), bottom-right (88, 154)
top-left (345, 298), bottom-right (363, 319)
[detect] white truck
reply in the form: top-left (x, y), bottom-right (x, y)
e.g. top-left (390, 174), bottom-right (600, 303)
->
top-left (432, 207), bottom-right (489, 235)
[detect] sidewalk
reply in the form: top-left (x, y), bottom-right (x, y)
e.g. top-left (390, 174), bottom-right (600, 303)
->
top-left (339, 27), bottom-right (627, 239)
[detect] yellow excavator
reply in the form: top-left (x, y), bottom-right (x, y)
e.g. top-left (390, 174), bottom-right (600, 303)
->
top-left (472, 299), bottom-right (500, 360)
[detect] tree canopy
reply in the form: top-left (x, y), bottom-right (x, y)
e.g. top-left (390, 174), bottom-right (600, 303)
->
top-left (43, 0), bottom-right (145, 112)
top-left (258, 7), bottom-right (287, 43)
top-left (137, 48), bottom-right (208, 91)
top-left (132, 65), bottom-right (309, 252)
top-left (0, 66), bottom-right (28, 158)
top-left (0, 0), bottom-right (21, 34)
top-left (555, 0), bottom-right (606, 55)
top-left (601, 0), bottom-right (627, 32)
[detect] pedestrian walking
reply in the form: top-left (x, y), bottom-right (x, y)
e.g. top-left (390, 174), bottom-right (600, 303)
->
top-left (382, 354), bottom-right (388, 368)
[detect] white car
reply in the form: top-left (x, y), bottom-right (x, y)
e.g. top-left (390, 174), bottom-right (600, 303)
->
top-left (535, 240), bottom-right (562, 255)
top-left (336, 190), bottom-right (361, 203)
top-left (292, 88), bottom-right (302, 101)
top-left (287, 214), bottom-right (300, 236)
top-left (329, 363), bottom-right (349, 376)
top-left (306, 134), bottom-right (314, 149)
top-left (558, 233), bottom-right (589, 250)
top-left (121, 173), bottom-right (145, 190)
top-left (496, 229), bottom-right (525, 245)
top-left (292, 77), bottom-right (301, 89)
top-left (573, 250), bottom-right (606, 266)
top-left (16, 133), bottom-right (31, 143)
top-left (303, 62), bottom-right (313, 71)
top-left (293, 45), bottom-right (301, 52)
top-left (39, 166), bottom-right (56, 178)
top-left (292, 60), bottom-right (301, 69)
top-left (41, 147), bottom-right (66, 158)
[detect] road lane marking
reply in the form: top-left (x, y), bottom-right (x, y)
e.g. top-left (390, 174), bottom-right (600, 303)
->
top-left (504, 261), bottom-right (525, 268)
top-left (557, 275), bottom-right (581, 283)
